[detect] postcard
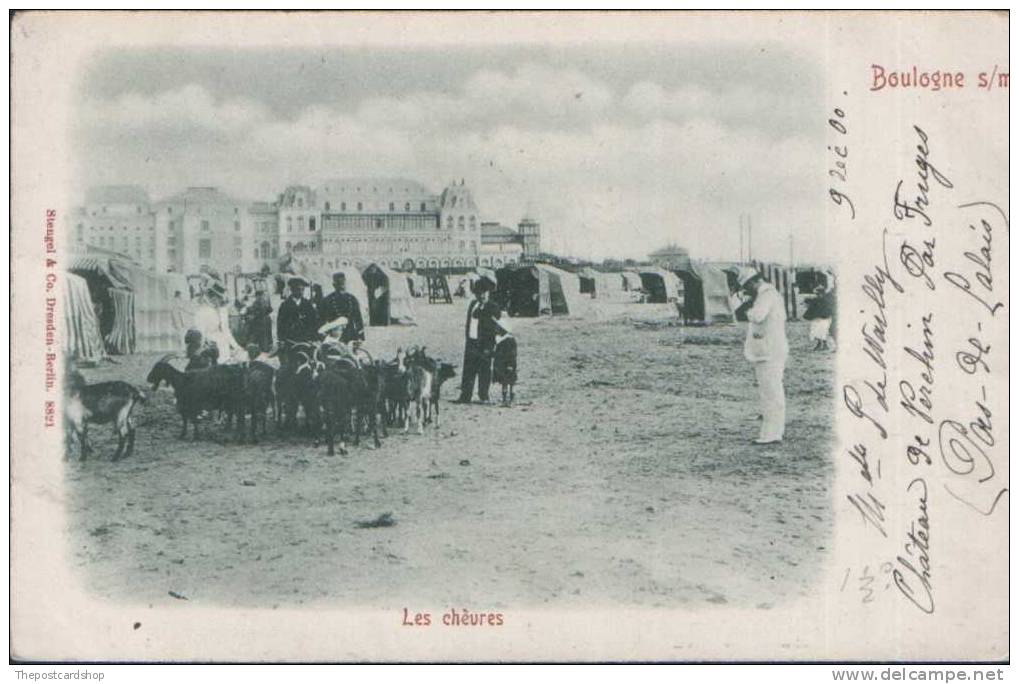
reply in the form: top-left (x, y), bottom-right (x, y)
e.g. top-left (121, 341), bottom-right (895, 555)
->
top-left (10, 10), bottom-right (1008, 662)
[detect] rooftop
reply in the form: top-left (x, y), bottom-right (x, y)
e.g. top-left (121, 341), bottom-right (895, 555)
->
top-left (649, 244), bottom-right (690, 257)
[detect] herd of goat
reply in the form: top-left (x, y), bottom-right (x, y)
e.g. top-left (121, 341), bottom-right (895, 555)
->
top-left (64, 341), bottom-right (458, 461)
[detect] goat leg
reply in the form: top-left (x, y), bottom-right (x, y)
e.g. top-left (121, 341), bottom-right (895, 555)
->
top-left (79, 426), bottom-right (91, 462)
top-left (125, 427), bottom-right (136, 460)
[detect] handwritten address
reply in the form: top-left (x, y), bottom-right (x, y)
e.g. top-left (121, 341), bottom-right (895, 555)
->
top-left (838, 120), bottom-right (1008, 615)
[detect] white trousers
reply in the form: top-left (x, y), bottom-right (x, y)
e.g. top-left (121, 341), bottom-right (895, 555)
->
top-left (753, 359), bottom-right (786, 442)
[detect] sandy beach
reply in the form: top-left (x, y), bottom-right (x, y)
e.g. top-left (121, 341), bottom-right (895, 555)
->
top-left (64, 300), bottom-right (834, 611)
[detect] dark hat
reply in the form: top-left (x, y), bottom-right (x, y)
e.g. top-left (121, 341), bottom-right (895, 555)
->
top-left (288, 275), bottom-right (310, 287)
top-left (472, 277), bottom-right (495, 294)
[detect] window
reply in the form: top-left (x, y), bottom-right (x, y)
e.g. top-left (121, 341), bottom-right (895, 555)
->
top-left (375, 219), bottom-right (383, 229)
top-left (341, 202), bottom-right (346, 211)
top-left (309, 217), bottom-right (316, 231)
top-left (446, 216), bottom-right (453, 229)
top-left (199, 239), bottom-right (212, 258)
top-left (420, 202), bottom-right (426, 212)
top-left (99, 236), bottom-right (106, 246)
top-left (201, 220), bottom-right (210, 232)
top-left (285, 241), bottom-right (292, 252)
top-left (298, 216), bottom-right (305, 231)
top-left (297, 197), bottom-right (304, 208)
top-left (325, 202), bottom-right (330, 211)
top-left (234, 221), bottom-right (240, 231)
top-left (357, 202), bottom-right (363, 211)
top-left (405, 202), bottom-right (410, 212)
top-left (287, 217), bottom-right (293, 233)
top-left (459, 241), bottom-right (465, 249)
top-left (458, 216), bottom-right (465, 230)
top-left (469, 216), bottom-right (476, 228)
top-left (389, 202), bottom-right (395, 212)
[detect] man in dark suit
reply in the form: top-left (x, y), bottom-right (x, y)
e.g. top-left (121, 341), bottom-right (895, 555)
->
top-left (453, 278), bottom-right (501, 404)
top-left (318, 271), bottom-right (365, 345)
top-left (276, 276), bottom-right (319, 344)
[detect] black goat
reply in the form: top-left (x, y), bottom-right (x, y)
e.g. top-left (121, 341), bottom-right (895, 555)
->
top-left (64, 369), bottom-right (145, 461)
top-left (275, 342), bottom-right (321, 436)
top-left (242, 360), bottom-right (276, 443)
top-left (313, 352), bottom-right (384, 456)
top-left (146, 355), bottom-right (245, 440)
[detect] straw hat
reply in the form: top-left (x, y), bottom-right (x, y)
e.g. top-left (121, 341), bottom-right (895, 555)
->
top-left (737, 267), bottom-right (761, 288)
top-left (287, 275), bottom-right (310, 288)
top-left (495, 314), bottom-right (513, 335)
top-left (318, 317), bottom-right (349, 336)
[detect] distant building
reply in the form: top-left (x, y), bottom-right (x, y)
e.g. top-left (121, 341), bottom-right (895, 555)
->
top-left (518, 216), bottom-right (541, 260)
top-left (72, 186), bottom-right (157, 269)
top-left (74, 177), bottom-right (537, 275)
top-left (153, 187), bottom-right (253, 275)
top-left (479, 222), bottom-right (524, 267)
top-left (648, 244), bottom-right (692, 271)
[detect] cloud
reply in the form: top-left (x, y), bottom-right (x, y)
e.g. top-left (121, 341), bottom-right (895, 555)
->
top-left (81, 83), bottom-right (269, 137)
top-left (75, 63), bottom-right (828, 262)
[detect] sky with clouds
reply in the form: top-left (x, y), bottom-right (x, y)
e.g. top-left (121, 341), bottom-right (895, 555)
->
top-left (74, 44), bottom-right (829, 263)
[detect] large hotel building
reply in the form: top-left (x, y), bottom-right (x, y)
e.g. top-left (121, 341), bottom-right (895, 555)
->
top-left (72, 178), bottom-right (540, 275)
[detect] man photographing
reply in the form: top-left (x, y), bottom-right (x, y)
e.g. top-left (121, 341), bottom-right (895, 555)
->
top-left (737, 268), bottom-right (788, 445)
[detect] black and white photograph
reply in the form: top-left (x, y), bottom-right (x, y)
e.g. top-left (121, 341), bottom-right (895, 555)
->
top-left (10, 10), bottom-right (1008, 665)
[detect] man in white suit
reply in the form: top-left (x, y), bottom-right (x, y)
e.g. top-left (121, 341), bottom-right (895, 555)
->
top-left (737, 268), bottom-right (789, 445)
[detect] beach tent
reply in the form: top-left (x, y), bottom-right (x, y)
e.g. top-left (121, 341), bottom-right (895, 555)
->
top-left (61, 272), bottom-right (106, 361)
top-left (499, 264), bottom-right (583, 317)
top-left (286, 257), bottom-right (370, 327)
top-left (538, 264), bottom-right (584, 315)
top-left (579, 268), bottom-right (626, 300)
top-left (69, 251), bottom-right (192, 354)
top-left (671, 262), bottom-right (736, 323)
top-left (362, 263), bottom-right (417, 326)
top-left (620, 271), bottom-right (643, 292)
top-left (637, 268), bottom-right (683, 304)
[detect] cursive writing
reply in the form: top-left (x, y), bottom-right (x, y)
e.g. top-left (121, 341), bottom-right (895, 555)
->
top-left (893, 478), bottom-right (933, 614)
top-left (892, 125), bottom-right (954, 226)
top-left (943, 216), bottom-right (1002, 316)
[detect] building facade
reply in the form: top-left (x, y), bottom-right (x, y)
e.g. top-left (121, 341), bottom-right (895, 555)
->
top-left (72, 186), bottom-right (158, 269)
top-left (74, 178), bottom-right (540, 275)
top-left (648, 244), bottom-right (692, 271)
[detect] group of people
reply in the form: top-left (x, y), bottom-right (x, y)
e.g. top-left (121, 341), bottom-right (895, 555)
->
top-left (176, 265), bottom-right (801, 445)
top-left (274, 272), bottom-right (367, 368)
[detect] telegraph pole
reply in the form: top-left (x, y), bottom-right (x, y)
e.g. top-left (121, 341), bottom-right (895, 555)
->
top-left (738, 214), bottom-right (744, 262)
top-left (747, 215), bottom-right (753, 262)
